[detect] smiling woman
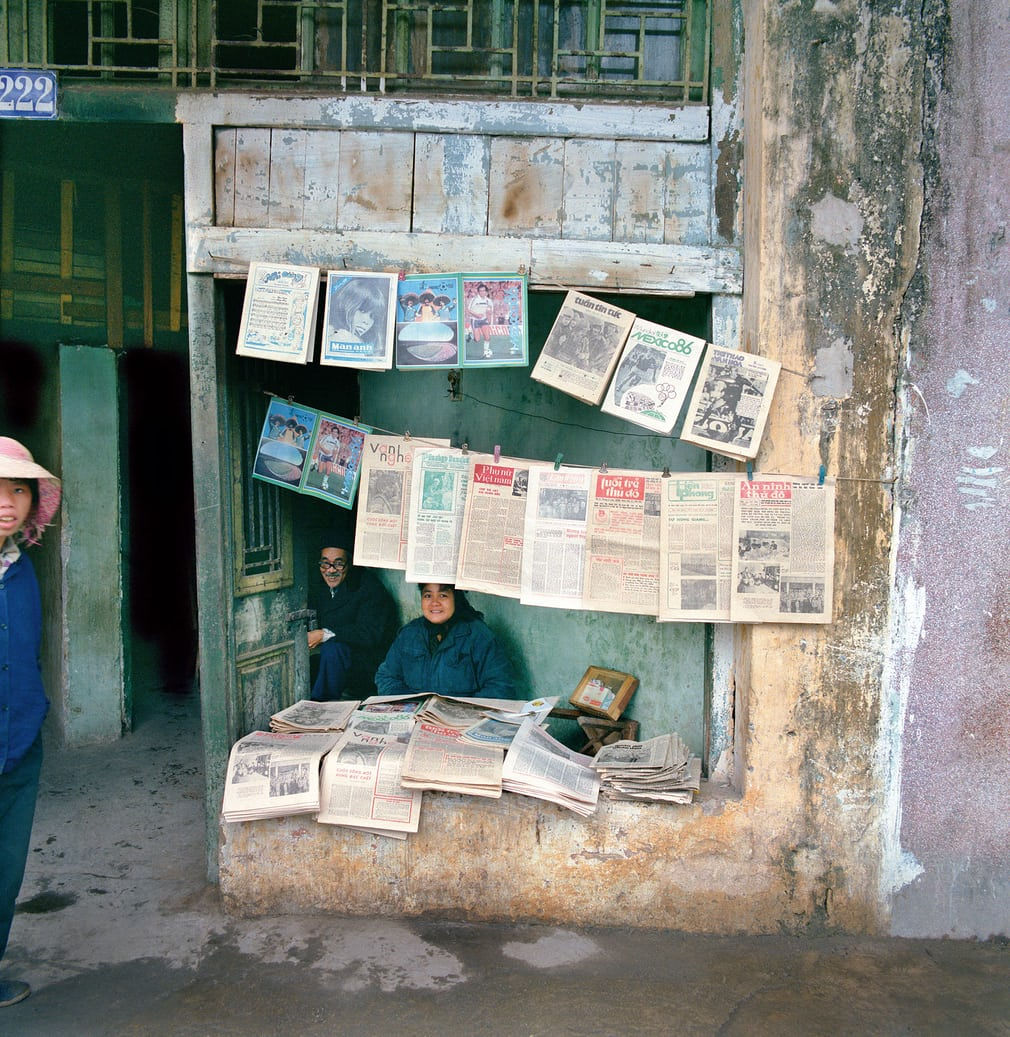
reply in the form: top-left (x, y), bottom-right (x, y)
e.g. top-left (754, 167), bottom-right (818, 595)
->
top-left (375, 583), bottom-right (516, 700)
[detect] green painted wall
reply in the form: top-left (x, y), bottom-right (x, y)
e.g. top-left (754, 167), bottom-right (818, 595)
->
top-left (59, 345), bottom-right (124, 742)
top-left (360, 291), bottom-right (711, 751)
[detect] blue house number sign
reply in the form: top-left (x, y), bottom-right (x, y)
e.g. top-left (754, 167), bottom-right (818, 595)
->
top-left (0, 70), bottom-right (58, 119)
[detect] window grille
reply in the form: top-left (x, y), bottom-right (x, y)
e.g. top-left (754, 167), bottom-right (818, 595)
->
top-left (4, 1), bottom-right (709, 102)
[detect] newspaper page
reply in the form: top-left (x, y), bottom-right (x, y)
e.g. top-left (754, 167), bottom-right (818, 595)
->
top-left (316, 728), bottom-right (422, 837)
top-left (530, 291), bottom-right (636, 405)
top-left (520, 466), bottom-right (593, 610)
top-left (730, 476), bottom-right (835, 624)
top-left (405, 448), bottom-right (480, 584)
top-left (679, 346), bottom-right (782, 461)
top-left (583, 469), bottom-right (663, 617)
top-left (501, 718), bottom-right (600, 816)
top-left (400, 722), bottom-right (504, 799)
top-left (456, 456), bottom-right (534, 598)
top-left (353, 435), bottom-right (451, 570)
top-left (236, 262), bottom-right (320, 365)
top-left (600, 320), bottom-right (707, 434)
top-left (658, 473), bottom-right (742, 623)
top-left (221, 731), bottom-right (340, 822)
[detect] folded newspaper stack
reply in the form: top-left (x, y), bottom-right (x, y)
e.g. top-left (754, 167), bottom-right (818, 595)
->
top-left (221, 731), bottom-right (341, 822)
top-left (501, 718), bottom-right (600, 816)
top-left (400, 721), bottom-right (504, 799)
top-left (591, 733), bottom-right (701, 804)
top-left (269, 699), bottom-right (361, 733)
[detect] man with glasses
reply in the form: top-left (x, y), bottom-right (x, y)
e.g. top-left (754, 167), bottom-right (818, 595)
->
top-left (307, 532), bottom-right (397, 701)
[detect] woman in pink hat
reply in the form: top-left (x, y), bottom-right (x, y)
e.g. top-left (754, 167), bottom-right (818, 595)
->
top-left (0, 437), bottom-right (61, 1009)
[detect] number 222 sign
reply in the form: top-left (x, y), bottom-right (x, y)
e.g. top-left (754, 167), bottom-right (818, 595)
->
top-left (0, 70), bottom-right (58, 119)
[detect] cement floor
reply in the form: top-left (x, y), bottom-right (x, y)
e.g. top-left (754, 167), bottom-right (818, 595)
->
top-left (3, 686), bottom-right (1009, 1036)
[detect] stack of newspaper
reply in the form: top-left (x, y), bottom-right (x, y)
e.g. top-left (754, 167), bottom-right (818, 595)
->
top-left (269, 699), bottom-right (361, 733)
top-left (501, 718), bottom-right (600, 816)
top-left (316, 727), bottom-right (422, 839)
top-left (591, 733), bottom-right (702, 804)
top-left (400, 721), bottom-right (504, 799)
top-left (221, 730), bottom-right (341, 822)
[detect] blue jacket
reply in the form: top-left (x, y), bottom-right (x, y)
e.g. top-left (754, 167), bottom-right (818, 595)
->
top-left (375, 617), bottom-right (515, 699)
top-left (0, 552), bottom-right (48, 773)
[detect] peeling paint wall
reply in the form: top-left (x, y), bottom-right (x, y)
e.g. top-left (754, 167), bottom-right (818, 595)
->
top-left (887, 0), bottom-right (1010, 938)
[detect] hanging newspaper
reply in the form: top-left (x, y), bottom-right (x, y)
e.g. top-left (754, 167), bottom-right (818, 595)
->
top-left (658, 473), bottom-right (742, 623)
top-left (221, 731), bottom-right (340, 822)
top-left (353, 435), bottom-right (451, 570)
top-left (316, 728), bottom-right (422, 838)
top-left (730, 476), bottom-right (835, 624)
top-left (320, 270), bottom-right (397, 370)
top-left (679, 346), bottom-right (781, 460)
top-left (405, 448), bottom-right (481, 584)
top-left (519, 465), bottom-right (593, 610)
top-left (530, 291), bottom-right (636, 406)
top-left (583, 469), bottom-right (663, 617)
top-left (455, 456), bottom-right (534, 599)
top-left (236, 262), bottom-right (320, 365)
top-left (600, 320), bottom-right (707, 434)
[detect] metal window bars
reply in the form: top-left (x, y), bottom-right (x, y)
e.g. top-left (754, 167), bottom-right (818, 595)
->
top-left (1, 0), bottom-right (709, 102)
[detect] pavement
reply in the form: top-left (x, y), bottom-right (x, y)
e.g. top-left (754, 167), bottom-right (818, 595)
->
top-left (2, 676), bottom-right (1009, 1035)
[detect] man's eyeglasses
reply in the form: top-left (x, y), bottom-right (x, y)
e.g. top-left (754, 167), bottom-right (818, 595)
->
top-left (319, 559), bottom-right (348, 571)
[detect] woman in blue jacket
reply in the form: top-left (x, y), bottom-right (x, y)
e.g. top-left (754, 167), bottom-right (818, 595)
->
top-left (375, 584), bottom-right (515, 699)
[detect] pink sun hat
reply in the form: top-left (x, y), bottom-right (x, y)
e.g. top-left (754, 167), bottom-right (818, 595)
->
top-left (0, 437), bottom-right (62, 545)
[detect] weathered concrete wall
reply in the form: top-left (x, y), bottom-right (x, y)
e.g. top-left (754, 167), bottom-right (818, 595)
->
top-left (886, 1), bottom-right (1010, 938)
top-left (219, 1), bottom-right (944, 935)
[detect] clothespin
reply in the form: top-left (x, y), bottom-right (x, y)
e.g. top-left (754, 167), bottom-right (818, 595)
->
top-left (599, 461), bottom-right (608, 474)
top-left (554, 453), bottom-right (563, 471)
top-left (403, 430), bottom-right (411, 441)
top-left (353, 415), bottom-right (360, 426)
top-left (461, 442), bottom-right (469, 455)
top-left (818, 464), bottom-right (826, 486)
top-left (746, 462), bottom-right (754, 481)
top-left (493, 444), bottom-right (501, 463)
top-left (662, 467), bottom-right (671, 478)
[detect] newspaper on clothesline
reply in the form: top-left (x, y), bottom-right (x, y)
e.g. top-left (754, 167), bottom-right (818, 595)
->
top-left (600, 319), bottom-right (707, 434)
top-left (730, 476), bottom-right (835, 624)
top-left (520, 465), bottom-right (592, 610)
top-left (583, 468), bottom-right (663, 617)
top-left (353, 435), bottom-right (451, 570)
top-left (530, 291), bottom-right (636, 406)
top-left (316, 727), bottom-right (422, 839)
top-left (658, 473), bottom-right (741, 623)
top-left (679, 346), bottom-right (781, 461)
top-left (455, 456), bottom-right (535, 599)
top-left (399, 721), bottom-right (505, 799)
top-left (591, 732), bottom-right (701, 804)
top-left (269, 699), bottom-right (361, 733)
top-left (405, 447), bottom-right (482, 584)
top-left (221, 731), bottom-right (340, 822)
top-left (501, 717), bottom-right (600, 816)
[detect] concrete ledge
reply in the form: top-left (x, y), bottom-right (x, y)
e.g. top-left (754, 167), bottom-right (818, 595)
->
top-left (217, 781), bottom-right (795, 933)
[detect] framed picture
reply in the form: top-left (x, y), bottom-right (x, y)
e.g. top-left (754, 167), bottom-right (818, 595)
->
top-left (320, 271), bottom-right (397, 369)
top-left (460, 273), bottom-right (528, 367)
top-left (568, 666), bottom-right (638, 721)
top-left (394, 274), bottom-right (462, 369)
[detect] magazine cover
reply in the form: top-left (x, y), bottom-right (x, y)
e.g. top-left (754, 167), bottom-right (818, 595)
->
top-left (236, 262), bottom-right (320, 365)
top-left (600, 320), bottom-right (707, 435)
top-left (460, 273), bottom-right (528, 367)
top-left (320, 271), bottom-right (397, 370)
top-left (301, 412), bottom-right (372, 508)
top-left (530, 290), bottom-right (636, 405)
top-left (251, 397), bottom-right (319, 490)
top-left (394, 274), bottom-right (462, 369)
top-left (252, 397), bottom-right (371, 509)
top-left (679, 346), bottom-right (782, 460)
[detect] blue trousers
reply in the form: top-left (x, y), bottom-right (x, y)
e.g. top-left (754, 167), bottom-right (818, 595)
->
top-left (311, 640), bottom-right (353, 701)
top-left (0, 735), bottom-right (42, 963)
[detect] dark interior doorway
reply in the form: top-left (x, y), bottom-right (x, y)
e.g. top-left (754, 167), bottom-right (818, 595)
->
top-left (121, 348), bottom-right (198, 723)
